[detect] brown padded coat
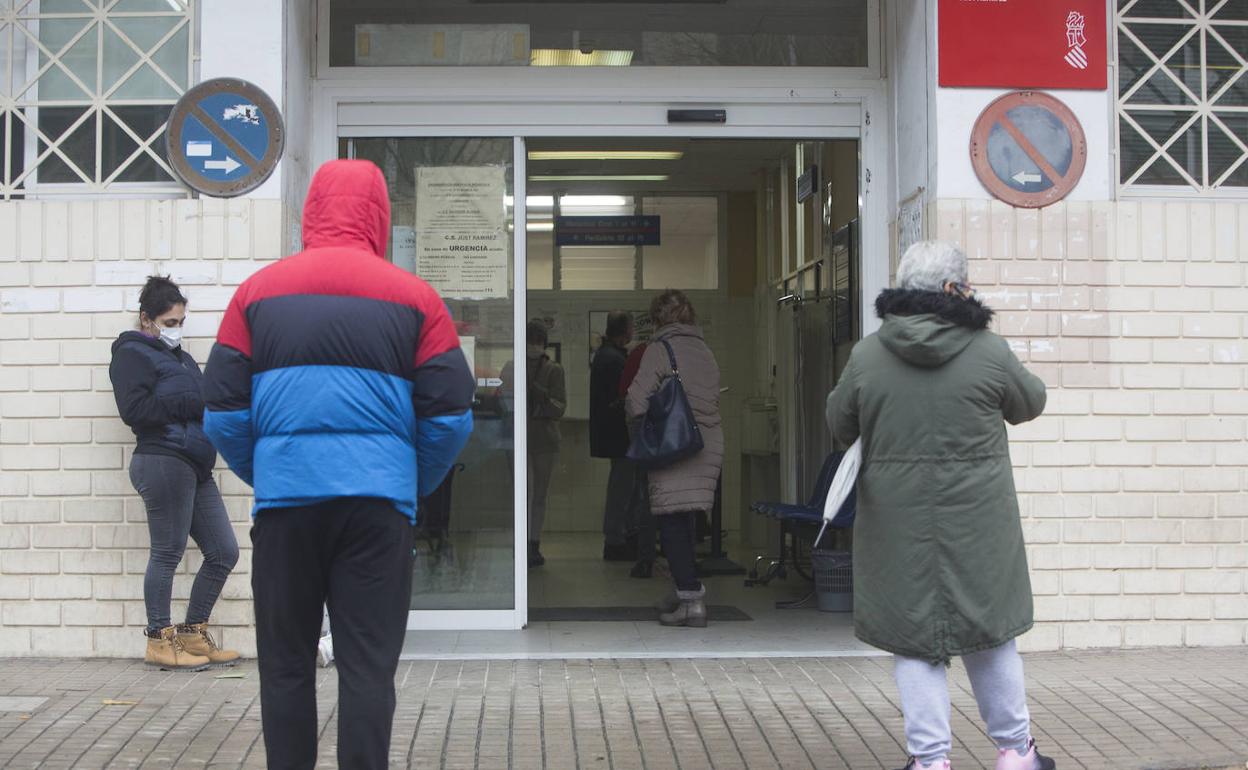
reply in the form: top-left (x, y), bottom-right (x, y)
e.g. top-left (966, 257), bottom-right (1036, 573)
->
top-left (625, 323), bottom-right (724, 515)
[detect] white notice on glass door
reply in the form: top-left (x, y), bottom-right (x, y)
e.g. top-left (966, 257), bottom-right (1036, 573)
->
top-left (392, 226), bottom-right (417, 273)
top-left (414, 166), bottom-right (508, 299)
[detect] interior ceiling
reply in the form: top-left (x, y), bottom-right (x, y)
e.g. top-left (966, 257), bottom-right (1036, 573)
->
top-left (525, 138), bottom-right (857, 195)
top-left (329, 0), bottom-right (868, 36)
top-left (330, 0), bottom-right (868, 66)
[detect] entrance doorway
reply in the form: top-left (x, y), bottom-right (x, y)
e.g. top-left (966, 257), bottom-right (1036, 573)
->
top-left (332, 96), bottom-right (884, 647)
top-left (522, 137), bottom-right (861, 629)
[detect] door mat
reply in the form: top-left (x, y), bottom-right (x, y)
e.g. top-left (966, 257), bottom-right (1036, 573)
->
top-left (530, 606), bottom-right (752, 622)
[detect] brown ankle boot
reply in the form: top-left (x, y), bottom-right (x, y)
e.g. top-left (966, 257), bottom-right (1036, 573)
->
top-left (146, 626), bottom-right (210, 671)
top-left (176, 623), bottom-right (240, 666)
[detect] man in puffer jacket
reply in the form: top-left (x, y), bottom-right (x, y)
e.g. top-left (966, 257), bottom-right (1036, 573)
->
top-left (202, 159), bottom-right (474, 770)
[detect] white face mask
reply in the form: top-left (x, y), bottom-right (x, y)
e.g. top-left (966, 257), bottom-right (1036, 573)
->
top-left (158, 326), bottom-right (183, 349)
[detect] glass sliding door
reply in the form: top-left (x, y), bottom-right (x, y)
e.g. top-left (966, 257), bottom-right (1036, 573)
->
top-left (341, 136), bottom-right (526, 629)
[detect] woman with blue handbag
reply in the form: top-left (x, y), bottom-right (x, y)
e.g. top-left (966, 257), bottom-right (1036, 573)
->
top-left (625, 290), bottom-right (723, 627)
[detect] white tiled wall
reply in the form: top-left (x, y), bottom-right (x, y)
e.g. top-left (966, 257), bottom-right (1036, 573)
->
top-left (0, 198), bottom-right (282, 657)
top-left (2, 195), bottom-right (1245, 656)
top-left (934, 199), bottom-right (1248, 652)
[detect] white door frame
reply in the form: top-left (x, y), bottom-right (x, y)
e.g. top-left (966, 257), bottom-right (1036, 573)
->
top-left (314, 76), bottom-right (891, 631)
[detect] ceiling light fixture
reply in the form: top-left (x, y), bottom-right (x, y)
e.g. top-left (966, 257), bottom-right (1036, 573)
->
top-left (528, 150), bottom-right (684, 161)
top-left (560, 195), bottom-right (630, 207)
top-left (531, 174), bottom-right (670, 182)
top-left (530, 49), bottom-right (634, 67)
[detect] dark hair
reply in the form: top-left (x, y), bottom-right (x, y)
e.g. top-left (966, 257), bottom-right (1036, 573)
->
top-left (650, 289), bottom-right (696, 327)
top-left (138, 275), bottom-right (187, 322)
top-left (605, 311), bottom-right (632, 340)
top-left (526, 319), bottom-right (548, 347)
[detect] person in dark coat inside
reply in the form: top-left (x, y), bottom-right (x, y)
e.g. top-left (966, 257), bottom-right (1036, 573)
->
top-left (619, 339), bottom-right (656, 578)
top-left (202, 159), bottom-right (475, 770)
top-left (110, 275), bottom-right (240, 672)
top-left (525, 319), bottom-right (566, 568)
top-left (589, 310), bottom-right (639, 560)
top-left (826, 241), bottom-right (1054, 770)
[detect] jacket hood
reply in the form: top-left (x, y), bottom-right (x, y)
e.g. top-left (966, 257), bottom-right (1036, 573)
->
top-left (113, 329), bottom-right (168, 355)
top-left (653, 322), bottom-right (704, 341)
top-left (301, 160), bottom-right (391, 256)
top-left (874, 289), bottom-right (993, 368)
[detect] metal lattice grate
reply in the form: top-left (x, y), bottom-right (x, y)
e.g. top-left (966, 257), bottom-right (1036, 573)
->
top-left (0, 0), bottom-right (194, 199)
top-left (1116, 0), bottom-right (1248, 193)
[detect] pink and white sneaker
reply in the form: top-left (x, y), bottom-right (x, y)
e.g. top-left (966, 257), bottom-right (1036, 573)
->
top-left (995, 738), bottom-right (1056, 770)
top-left (895, 759), bottom-right (951, 770)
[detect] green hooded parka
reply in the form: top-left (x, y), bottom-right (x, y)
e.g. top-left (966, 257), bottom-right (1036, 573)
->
top-left (826, 289), bottom-right (1047, 664)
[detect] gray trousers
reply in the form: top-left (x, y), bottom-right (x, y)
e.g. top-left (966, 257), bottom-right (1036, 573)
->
top-left (602, 457), bottom-right (638, 546)
top-left (894, 639), bottom-right (1031, 765)
top-left (129, 454), bottom-right (239, 634)
top-left (528, 451), bottom-right (556, 541)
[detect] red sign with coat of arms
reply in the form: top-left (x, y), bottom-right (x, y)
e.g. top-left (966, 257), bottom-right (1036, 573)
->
top-left (938, 0), bottom-right (1108, 90)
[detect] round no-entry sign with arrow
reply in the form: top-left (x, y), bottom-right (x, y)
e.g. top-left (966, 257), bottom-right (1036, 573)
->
top-left (166, 78), bottom-right (285, 198)
top-left (969, 91), bottom-right (1086, 209)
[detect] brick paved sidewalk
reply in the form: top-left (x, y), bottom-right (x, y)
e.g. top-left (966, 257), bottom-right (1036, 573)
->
top-left (0, 648), bottom-right (1245, 769)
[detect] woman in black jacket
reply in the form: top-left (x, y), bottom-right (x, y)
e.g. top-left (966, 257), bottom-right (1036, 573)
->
top-left (109, 276), bottom-right (239, 671)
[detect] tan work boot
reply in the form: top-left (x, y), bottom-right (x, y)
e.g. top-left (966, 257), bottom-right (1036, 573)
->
top-left (145, 626), bottom-right (210, 671)
top-left (176, 623), bottom-right (240, 667)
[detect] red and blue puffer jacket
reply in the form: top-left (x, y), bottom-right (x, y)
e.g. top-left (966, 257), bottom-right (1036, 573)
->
top-left (202, 160), bottom-right (474, 521)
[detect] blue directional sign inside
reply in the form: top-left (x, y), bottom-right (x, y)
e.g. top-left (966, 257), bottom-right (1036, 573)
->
top-left (555, 216), bottom-right (661, 246)
top-left (167, 78), bottom-right (284, 197)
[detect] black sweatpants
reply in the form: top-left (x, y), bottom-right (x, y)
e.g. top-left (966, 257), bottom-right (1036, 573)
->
top-left (251, 498), bottom-right (414, 770)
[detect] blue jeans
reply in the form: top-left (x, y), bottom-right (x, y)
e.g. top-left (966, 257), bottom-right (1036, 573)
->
top-left (129, 454), bottom-right (239, 633)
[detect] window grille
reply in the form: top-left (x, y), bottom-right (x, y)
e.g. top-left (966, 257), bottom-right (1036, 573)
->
top-left (1116, 0), bottom-right (1248, 193)
top-left (0, 0), bottom-right (194, 199)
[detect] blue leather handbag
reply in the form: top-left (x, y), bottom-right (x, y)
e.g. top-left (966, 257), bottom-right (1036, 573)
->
top-left (626, 339), bottom-right (704, 468)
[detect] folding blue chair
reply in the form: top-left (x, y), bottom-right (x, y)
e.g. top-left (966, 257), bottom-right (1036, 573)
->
top-left (745, 451), bottom-right (857, 600)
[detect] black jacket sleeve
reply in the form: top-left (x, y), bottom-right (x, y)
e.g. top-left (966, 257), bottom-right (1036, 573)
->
top-left (109, 346), bottom-right (199, 429)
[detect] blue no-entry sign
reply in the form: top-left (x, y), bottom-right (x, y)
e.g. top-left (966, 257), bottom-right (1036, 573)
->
top-left (969, 91), bottom-right (1086, 209)
top-left (166, 78), bottom-right (285, 197)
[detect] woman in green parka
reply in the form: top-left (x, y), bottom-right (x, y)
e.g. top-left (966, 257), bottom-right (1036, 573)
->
top-left (826, 241), bottom-right (1054, 770)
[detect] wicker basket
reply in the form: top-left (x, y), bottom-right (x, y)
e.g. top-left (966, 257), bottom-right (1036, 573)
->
top-left (811, 549), bottom-right (853, 612)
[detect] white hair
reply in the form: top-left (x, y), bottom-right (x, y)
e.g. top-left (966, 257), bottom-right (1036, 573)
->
top-left (896, 241), bottom-right (968, 292)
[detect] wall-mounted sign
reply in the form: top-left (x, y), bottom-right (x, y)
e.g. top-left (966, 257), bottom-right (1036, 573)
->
top-left (667, 109), bottom-right (726, 124)
top-left (796, 165), bottom-right (819, 204)
top-left (415, 166), bottom-right (509, 299)
top-left (970, 91), bottom-right (1087, 209)
top-left (166, 78), bottom-right (285, 197)
top-left (555, 216), bottom-right (660, 246)
top-left (938, 0), bottom-right (1107, 90)
top-left (897, 193), bottom-right (924, 259)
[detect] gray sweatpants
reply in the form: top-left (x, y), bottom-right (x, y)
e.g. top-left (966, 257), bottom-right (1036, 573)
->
top-left (894, 639), bottom-right (1031, 765)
